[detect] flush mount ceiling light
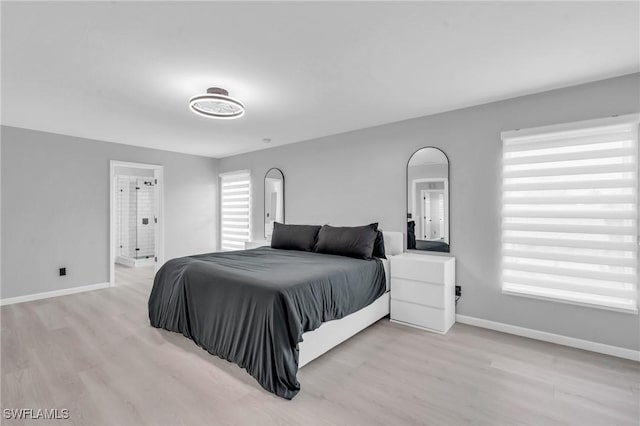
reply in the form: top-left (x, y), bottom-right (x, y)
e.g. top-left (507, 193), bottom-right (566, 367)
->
top-left (189, 87), bottom-right (245, 119)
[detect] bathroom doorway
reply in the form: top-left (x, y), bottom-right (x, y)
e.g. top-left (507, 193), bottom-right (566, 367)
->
top-left (109, 161), bottom-right (164, 287)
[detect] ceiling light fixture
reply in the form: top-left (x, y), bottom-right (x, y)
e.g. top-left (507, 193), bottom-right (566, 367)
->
top-left (189, 87), bottom-right (245, 119)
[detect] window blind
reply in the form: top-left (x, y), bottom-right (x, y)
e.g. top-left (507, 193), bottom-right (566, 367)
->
top-left (501, 116), bottom-right (639, 313)
top-left (220, 171), bottom-right (251, 251)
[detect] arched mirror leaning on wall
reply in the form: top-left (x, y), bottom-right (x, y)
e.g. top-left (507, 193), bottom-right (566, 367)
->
top-left (264, 168), bottom-right (285, 239)
top-left (407, 147), bottom-right (450, 252)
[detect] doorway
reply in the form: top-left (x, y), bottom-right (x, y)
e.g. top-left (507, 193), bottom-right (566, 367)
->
top-left (109, 161), bottom-right (164, 287)
top-left (420, 189), bottom-right (445, 240)
top-left (411, 177), bottom-right (449, 244)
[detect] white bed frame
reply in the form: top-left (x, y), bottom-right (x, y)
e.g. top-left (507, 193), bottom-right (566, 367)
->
top-left (298, 231), bottom-right (404, 368)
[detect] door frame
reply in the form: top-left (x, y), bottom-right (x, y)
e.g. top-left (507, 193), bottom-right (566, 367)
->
top-left (109, 160), bottom-right (164, 287)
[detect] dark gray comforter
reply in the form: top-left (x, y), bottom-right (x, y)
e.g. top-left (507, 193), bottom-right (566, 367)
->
top-left (148, 247), bottom-right (386, 399)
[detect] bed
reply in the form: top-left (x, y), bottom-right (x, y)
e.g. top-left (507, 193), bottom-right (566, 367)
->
top-left (148, 231), bottom-right (402, 399)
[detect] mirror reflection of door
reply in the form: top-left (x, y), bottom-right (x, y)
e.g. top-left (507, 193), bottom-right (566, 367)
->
top-left (420, 188), bottom-right (445, 240)
top-left (407, 148), bottom-right (450, 252)
top-left (264, 168), bottom-right (285, 239)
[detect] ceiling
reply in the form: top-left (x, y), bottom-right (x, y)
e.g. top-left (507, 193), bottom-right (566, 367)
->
top-left (2, 1), bottom-right (638, 158)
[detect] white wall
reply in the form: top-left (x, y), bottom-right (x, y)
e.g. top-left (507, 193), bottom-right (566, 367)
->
top-left (114, 165), bottom-right (154, 177)
top-left (219, 73), bottom-right (640, 351)
top-left (1, 126), bottom-right (218, 299)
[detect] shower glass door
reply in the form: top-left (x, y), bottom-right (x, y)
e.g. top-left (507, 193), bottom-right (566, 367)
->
top-left (135, 178), bottom-right (155, 259)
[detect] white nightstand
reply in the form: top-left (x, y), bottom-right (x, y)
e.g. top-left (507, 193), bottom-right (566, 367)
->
top-left (390, 253), bottom-right (456, 334)
top-left (244, 240), bottom-right (269, 249)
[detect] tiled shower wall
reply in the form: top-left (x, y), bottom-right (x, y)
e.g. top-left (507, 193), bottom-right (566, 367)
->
top-left (115, 175), bottom-right (155, 259)
top-left (116, 175), bottom-right (133, 257)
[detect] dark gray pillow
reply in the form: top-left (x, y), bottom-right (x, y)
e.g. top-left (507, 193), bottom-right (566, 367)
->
top-left (271, 222), bottom-right (321, 252)
top-left (314, 224), bottom-right (379, 260)
top-left (372, 231), bottom-right (386, 259)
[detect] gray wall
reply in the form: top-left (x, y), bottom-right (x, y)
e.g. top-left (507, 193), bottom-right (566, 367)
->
top-left (1, 126), bottom-right (218, 299)
top-left (219, 73), bottom-right (640, 351)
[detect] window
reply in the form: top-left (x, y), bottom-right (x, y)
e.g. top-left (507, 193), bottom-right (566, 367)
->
top-left (220, 170), bottom-right (251, 251)
top-left (501, 115), bottom-right (639, 313)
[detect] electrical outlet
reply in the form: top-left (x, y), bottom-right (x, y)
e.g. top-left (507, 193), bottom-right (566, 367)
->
top-left (455, 285), bottom-right (461, 297)
top-left (59, 267), bottom-right (66, 276)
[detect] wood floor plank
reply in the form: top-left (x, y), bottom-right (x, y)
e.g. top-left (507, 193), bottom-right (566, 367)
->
top-left (1, 264), bottom-right (638, 425)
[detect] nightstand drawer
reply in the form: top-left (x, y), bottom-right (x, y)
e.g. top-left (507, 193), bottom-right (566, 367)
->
top-left (390, 255), bottom-right (451, 284)
top-left (391, 300), bottom-right (445, 331)
top-left (391, 278), bottom-right (444, 309)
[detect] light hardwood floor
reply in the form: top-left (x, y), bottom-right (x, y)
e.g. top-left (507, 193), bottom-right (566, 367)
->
top-left (1, 265), bottom-right (638, 426)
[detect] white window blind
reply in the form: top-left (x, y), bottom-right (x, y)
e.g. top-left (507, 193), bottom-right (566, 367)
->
top-left (220, 171), bottom-right (251, 251)
top-left (501, 115), bottom-right (639, 313)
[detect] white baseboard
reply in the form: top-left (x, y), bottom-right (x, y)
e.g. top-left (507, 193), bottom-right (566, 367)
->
top-left (456, 314), bottom-right (640, 362)
top-left (0, 282), bottom-right (110, 306)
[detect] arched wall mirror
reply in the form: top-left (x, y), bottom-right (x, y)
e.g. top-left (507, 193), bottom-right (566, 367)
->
top-left (264, 168), bottom-right (285, 239)
top-left (407, 147), bottom-right (450, 252)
